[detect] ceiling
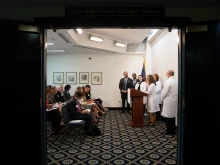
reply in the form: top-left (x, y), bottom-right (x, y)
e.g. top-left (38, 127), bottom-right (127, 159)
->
top-left (47, 28), bottom-right (154, 54)
top-left (0, 0), bottom-right (219, 7)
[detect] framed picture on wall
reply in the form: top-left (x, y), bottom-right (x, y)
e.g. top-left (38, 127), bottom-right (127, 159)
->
top-left (53, 72), bottom-right (64, 84)
top-left (91, 72), bottom-right (102, 85)
top-left (79, 72), bottom-right (89, 84)
top-left (66, 72), bottom-right (77, 84)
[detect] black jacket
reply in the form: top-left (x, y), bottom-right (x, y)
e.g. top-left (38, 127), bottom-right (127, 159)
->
top-left (119, 77), bottom-right (133, 94)
top-left (67, 97), bottom-right (82, 118)
top-left (56, 90), bottom-right (65, 102)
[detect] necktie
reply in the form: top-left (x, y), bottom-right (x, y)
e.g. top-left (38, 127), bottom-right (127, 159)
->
top-left (124, 79), bottom-right (127, 90)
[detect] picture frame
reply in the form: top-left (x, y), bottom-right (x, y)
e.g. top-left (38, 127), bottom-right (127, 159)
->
top-left (91, 72), bottom-right (102, 85)
top-left (53, 72), bottom-right (64, 84)
top-left (66, 72), bottom-right (77, 84)
top-left (79, 72), bottom-right (89, 84)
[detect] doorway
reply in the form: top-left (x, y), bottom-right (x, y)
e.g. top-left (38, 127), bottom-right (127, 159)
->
top-left (44, 23), bottom-right (183, 164)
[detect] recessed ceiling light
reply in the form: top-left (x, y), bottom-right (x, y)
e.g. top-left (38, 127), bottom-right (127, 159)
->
top-left (47, 43), bottom-right (54, 45)
top-left (47, 50), bottom-right (65, 52)
top-left (90, 36), bottom-right (103, 42)
top-left (115, 42), bottom-right (126, 47)
top-left (76, 28), bottom-right (83, 34)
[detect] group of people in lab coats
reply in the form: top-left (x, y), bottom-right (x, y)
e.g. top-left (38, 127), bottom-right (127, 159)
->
top-left (134, 70), bottom-right (178, 135)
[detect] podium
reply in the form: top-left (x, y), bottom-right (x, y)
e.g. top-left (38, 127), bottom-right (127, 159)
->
top-left (128, 88), bottom-right (147, 127)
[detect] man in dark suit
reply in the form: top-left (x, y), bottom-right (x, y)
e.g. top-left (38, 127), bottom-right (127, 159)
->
top-left (67, 95), bottom-right (94, 134)
top-left (119, 71), bottom-right (133, 113)
top-left (132, 73), bottom-right (140, 88)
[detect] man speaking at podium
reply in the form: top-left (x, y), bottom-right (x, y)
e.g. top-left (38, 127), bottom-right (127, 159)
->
top-left (119, 71), bottom-right (133, 113)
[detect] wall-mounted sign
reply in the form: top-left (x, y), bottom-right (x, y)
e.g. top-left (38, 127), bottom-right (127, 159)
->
top-left (65, 7), bottom-right (165, 16)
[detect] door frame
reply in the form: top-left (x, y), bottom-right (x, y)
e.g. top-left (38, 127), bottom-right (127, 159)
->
top-left (35, 15), bottom-right (191, 165)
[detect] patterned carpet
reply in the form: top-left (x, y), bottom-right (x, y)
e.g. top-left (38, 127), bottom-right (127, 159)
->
top-left (47, 110), bottom-right (177, 165)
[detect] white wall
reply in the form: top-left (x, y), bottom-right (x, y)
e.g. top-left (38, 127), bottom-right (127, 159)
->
top-left (147, 29), bottom-right (179, 85)
top-left (47, 53), bottom-right (144, 107)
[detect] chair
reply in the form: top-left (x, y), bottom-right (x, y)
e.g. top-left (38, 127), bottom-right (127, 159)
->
top-left (61, 104), bottom-right (85, 143)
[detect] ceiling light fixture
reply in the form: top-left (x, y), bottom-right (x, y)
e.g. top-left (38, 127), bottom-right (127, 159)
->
top-left (47, 50), bottom-right (65, 52)
top-left (76, 28), bottom-right (83, 34)
top-left (115, 42), bottom-right (126, 47)
top-left (89, 36), bottom-right (103, 43)
top-left (47, 43), bottom-right (54, 45)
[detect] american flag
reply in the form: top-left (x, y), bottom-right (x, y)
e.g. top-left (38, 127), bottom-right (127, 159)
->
top-left (141, 59), bottom-right (146, 81)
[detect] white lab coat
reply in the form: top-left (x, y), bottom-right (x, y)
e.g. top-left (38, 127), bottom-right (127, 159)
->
top-left (146, 83), bottom-right (160, 113)
top-left (161, 76), bottom-right (178, 125)
top-left (155, 81), bottom-right (162, 104)
top-left (135, 81), bottom-right (147, 104)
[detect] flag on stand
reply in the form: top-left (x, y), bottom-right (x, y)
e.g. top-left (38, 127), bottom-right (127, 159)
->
top-left (141, 58), bottom-right (146, 81)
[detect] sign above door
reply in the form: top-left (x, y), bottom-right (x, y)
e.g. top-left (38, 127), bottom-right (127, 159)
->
top-left (65, 7), bottom-right (165, 16)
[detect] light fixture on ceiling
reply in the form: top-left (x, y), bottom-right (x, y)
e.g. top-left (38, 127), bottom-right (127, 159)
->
top-left (47, 43), bottom-right (54, 45)
top-left (89, 36), bottom-right (104, 43)
top-left (76, 28), bottom-right (83, 34)
top-left (115, 42), bottom-right (126, 48)
top-left (47, 50), bottom-right (65, 52)
top-left (147, 29), bottom-right (159, 41)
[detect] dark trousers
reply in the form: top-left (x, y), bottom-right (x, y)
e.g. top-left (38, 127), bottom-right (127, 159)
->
top-left (71, 114), bottom-right (93, 132)
top-left (156, 104), bottom-right (162, 121)
top-left (47, 109), bottom-right (62, 133)
top-left (121, 92), bottom-right (130, 111)
top-left (165, 117), bottom-right (176, 134)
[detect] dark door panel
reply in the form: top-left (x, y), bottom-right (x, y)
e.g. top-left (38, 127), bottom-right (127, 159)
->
top-left (1, 20), bottom-right (44, 164)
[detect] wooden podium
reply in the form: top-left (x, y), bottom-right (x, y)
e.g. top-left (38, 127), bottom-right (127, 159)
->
top-left (128, 88), bottom-right (147, 127)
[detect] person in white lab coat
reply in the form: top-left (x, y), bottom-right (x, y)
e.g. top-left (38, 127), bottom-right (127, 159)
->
top-left (135, 75), bottom-right (147, 115)
top-left (146, 75), bottom-right (160, 126)
top-left (161, 70), bottom-right (178, 135)
top-left (153, 74), bottom-right (163, 121)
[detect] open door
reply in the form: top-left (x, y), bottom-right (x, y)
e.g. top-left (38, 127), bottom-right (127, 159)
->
top-left (1, 19), bottom-right (46, 164)
top-left (182, 20), bottom-right (219, 164)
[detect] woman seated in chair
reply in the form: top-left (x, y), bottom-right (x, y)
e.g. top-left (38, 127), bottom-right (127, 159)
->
top-left (81, 86), bottom-right (105, 116)
top-left (76, 89), bottom-right (101, 123)
top-left (47, 85), bottom-right (62, 115)
top-left (84, 85), bottom-right (108, 112)
top-left (46, 85), bottom-right (63, 134)
top-left (67, 93), bottom-right (94, 135)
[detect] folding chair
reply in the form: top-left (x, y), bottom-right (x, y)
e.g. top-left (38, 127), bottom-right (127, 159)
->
top-left (61, 104), bottom-right (85, 143)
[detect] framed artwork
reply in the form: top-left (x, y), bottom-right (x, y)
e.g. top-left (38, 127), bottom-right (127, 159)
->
top-left (79, 72), bottom-right (89, 84)
top-left (66, 72), bottom-right (77, 84)
top-left (53, 72), bottom-right (64, 84)
top-left (91, 72), bottom-right (102, 85)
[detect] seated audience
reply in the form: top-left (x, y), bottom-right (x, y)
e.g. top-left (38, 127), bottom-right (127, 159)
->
top-left (67, 93), bottom-right (95, 136)
top-left (56, 85), bottom-right (65, 102)
top-left (46, 85), bottom-right (63, 134)
top-left (81, 86), bottom-right (105, 116)
top-left (47, 85), bottom-right (62, 115)
top-left (63, 84), bottom-right (71, 101)
top-left (84, 85), bottom-right (108, 112)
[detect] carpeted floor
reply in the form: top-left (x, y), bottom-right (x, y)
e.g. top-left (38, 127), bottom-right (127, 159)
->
top-left (47, 110), bottom-right (177, 165)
